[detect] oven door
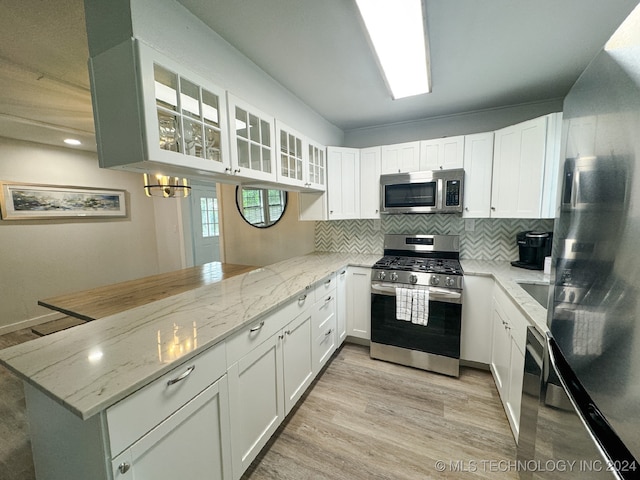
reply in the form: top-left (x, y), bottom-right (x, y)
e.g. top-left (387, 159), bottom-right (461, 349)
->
top-left (370, 282), bottom-right (462, 359)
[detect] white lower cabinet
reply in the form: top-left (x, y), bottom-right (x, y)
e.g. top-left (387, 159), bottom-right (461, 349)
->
top-left (112, 376), bottom-right (231, 480)
top-left (460, 275), bottom-right (494, 364)
top-left (24, 342), bottom-right (231, 480)
top-left (490, 284), bottom-right (528, 442)
top-left (226, 274), bottom-right (339, 480)
top-left (282, 311), bottom-right (315, 414)
top-left (346, 267), bottom-right (371, 341)
top-left (228, 332), bottom-right (284, 478)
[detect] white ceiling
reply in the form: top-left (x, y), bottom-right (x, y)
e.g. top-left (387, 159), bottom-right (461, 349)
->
top-left (0, 0), bottom-right (638, 153)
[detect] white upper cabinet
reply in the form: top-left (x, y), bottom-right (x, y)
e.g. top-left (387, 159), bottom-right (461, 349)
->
top-left (420, 136), bottom-right (465, 170)
top-left (360, 146), bottom-right (382, 219)
top-left (275, 121), bottom-right (306, 189)
top-left (462, 132), bottom-right (494, 218)
top-left (90, 39), bottom-right (230, 177)
top-left (228, 93), bottom-right (277, 183)
top-left (327, 147), bottom-right (360, 220)
top-left (307, 139), bottom-right (327, 191)
top-left (380, 141), bottom-right (421, 174)
top-left (491, 116), bottom-right (547, 218)
top-left (274, 122), bottom-right (327, 192)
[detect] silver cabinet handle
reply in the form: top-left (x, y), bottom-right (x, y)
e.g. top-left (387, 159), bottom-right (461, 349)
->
top-left (234, 168), bottom-right (241, 174)
top-left (325, 328), bottom-right (333, 337)
top-left (324, 295), bottom-right (333, 303)
top-left (298, 294), bottom-right (307, 302)
top-left (325, 279), bottom-right (332, 286)
top-left (340, 270), bottom-right (346, 275)
top-left (118, 462), bottom-right (131, 474)
top-left (285, 330), bottom-right (291, 335)
top-left (491, 206), bottom-right (496, 211)
top-left (167, 365), bottom-right (195, 386)
top-left (249, 321), bottom-right (265, 332)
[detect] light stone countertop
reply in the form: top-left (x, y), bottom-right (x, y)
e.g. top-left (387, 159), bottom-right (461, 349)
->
top-left (461, 260), bottom-right (551, 334)
top-left (0, 252), bottom-right (380, 420)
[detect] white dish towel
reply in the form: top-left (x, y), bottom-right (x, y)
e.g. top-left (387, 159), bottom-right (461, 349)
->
top-left (395, 287), bottom-right (430, 325)
top-left (411, 288), bottom-right (430, 326)
top-left (396, 287), bottom-right (412, 321)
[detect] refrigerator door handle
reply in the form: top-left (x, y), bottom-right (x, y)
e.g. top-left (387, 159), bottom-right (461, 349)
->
top-left (547, 337), bottom-right (638, 480)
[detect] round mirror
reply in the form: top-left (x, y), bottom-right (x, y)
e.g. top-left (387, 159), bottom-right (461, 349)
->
top-left (235, 186), bottom-right (287, 228)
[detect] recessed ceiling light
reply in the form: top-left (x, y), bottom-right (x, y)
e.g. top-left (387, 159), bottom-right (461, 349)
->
top-left (64, 138), bottom-right (82, 146)
top-left (355, 0), bottom-right (431, 100)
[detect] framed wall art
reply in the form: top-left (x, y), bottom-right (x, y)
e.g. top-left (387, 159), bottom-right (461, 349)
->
top-left (0, 182), bottom-right (127, 220)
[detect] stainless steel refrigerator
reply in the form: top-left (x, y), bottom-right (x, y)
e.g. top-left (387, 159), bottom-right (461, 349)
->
top-left (523, 6), bottom-right (640, 480)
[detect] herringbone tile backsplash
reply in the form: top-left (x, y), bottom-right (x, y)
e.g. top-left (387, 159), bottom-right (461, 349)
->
top-left (315, 216), bottom-right (554, 261)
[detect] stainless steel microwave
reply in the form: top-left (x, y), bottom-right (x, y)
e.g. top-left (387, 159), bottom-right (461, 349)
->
top-left (380, 169), bottom-right (464, 214)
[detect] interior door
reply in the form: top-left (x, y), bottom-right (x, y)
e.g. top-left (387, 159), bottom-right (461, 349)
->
top-left (190, 184), bottom-right (221, 265)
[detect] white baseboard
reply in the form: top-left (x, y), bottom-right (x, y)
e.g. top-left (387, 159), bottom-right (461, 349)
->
top-left (0, 311), bottom-right (67, 336)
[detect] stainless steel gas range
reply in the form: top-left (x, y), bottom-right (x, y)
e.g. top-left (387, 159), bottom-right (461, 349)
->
top-left (370, 234), bottom-right (463, 377)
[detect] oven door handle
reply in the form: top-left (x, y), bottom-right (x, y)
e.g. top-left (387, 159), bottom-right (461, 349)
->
top-left (371, 283), bottom-right (462, 301)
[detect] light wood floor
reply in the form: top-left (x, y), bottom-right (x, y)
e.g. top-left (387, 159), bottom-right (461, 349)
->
top-left (0, 330), bottom-right (518, 480)
top-left (242, 344), bottom-right (518, 480)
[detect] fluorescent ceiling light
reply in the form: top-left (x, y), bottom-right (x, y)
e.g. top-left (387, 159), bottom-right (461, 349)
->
top-left (64, 138), bottom-right (82, 146)
top-left (355, 0), bottom-right (431, 99)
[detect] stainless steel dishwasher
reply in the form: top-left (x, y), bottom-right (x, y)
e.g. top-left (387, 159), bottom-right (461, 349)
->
top-left (517, 326), bottom-right (545, 479)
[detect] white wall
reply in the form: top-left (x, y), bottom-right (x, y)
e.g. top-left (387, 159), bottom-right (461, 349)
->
top-left (218, 185), bottom-right (315, 267)
top-left (343, 98), bottom-right (564, 147)
top-left (0, 137), bottom-right (168, 332)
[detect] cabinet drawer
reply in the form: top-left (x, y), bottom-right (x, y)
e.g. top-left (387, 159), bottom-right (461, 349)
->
top-left (313, 290), bottom-right (336, 333)
top-left (107, 341), bottom-right (226, 458)
top-left (313, 319), bottom-right (337, 369)
top-left (226, 291), bottom-right (312, 366)
top-left (314, 273), bottom-right (336, 301)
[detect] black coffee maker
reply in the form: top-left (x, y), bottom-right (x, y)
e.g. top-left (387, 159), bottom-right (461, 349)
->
top-left (511, 231), bottom-right (553, 270)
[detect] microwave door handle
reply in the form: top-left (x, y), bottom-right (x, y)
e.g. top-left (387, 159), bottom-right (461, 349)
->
top-left (437, 178), bottom-right (444, 209)
top-left (572, 170), bottom-right (579, 208)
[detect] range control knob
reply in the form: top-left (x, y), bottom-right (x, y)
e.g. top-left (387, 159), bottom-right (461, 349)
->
top-left (444, 277), bottom-right (455, 287)
top-left (378, 271), bottom-right (386, 280)
top-left (430, 275), bottom-right (440, 286)
top-left (409, 274), bottom-right (418, 284)
top-left (391, 272), bottom-right (399, 281)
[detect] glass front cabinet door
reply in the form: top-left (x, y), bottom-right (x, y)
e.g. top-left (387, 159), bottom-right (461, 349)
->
top-left (227, 93), bottom-right (277, 183)
top-left (89, 39), bottom-right (231, 177)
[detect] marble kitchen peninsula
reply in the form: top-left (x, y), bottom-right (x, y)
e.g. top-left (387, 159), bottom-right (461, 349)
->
top-left (0, 252), bottom-right (379, 420)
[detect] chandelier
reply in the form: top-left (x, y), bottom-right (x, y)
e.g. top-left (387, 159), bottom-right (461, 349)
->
top-left (143, 173), bottom-right (191, 198)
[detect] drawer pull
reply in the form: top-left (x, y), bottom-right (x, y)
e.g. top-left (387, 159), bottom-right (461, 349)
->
top-left (249, 321), bottom-right (265, 332)
top-left (325, 328), bottom-right (333, 337)
top-left (340, 270), bottom-right (346, 275)
top-left (298, 294), bottom-right (307, 302)
top-left (285, 330), bottom-right (292, 335)
top-left (167, 365), bottom-right (195, 386)
top-left (118, 462), bottom-right (131, 474)
top-left (325, 279), bottom-right (332, 286)
top-left (324, 295), bottom-right (333, 303)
